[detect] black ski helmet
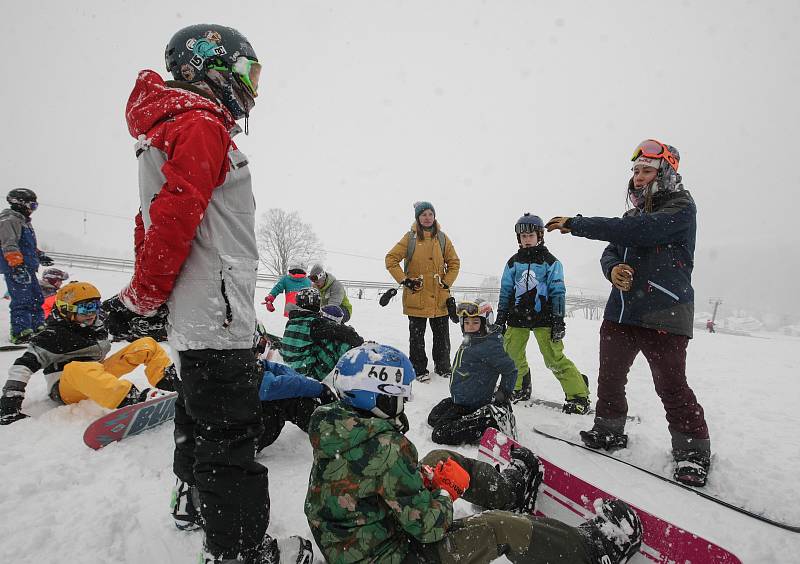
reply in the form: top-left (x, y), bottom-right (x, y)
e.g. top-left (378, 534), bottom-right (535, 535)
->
top-left (165, 24), bottom-right (259, 120)
top-left (514, 213), bottom-right (544, 245)
top-left (7, 188), bottom-right (38, 214)
top-left (295, 287), bottom-right (321, 313)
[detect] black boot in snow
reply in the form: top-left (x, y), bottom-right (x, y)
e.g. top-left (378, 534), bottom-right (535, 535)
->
top-left (171, 479), bottom-right (204, 531)
top-left (156, 364), bottom-right (178, 391)
top-left (673, 450), bottom-right (711, 487)
top-left (579, 499), bottom-right (643, 564)
top-left (563, 396), bottom-right (591, 415)
top-left (510, 371), bottom-right (532, 404)
top-left (580, 427), bottom-right (628, 451)
top-left (503, 445), bottom-right (543, 513)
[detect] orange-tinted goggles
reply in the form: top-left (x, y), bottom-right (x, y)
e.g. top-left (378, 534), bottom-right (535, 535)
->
top-left (631, 139), bottom-right (679, 171)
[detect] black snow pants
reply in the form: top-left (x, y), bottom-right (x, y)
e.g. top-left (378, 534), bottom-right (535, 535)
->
top-left (409, 315), bottom-right (451, 374)
top-left (173, 349), bottom-right (270, 559)
top-left (257, 397), bottom-right (319, 451)
top-left (428, 398), bottom-right (500, 445)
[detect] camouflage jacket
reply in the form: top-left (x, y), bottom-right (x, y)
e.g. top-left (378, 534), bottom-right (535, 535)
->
top-left (304, 403), bottom-right (453, 563)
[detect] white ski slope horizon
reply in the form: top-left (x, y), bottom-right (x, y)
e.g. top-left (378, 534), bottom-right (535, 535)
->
top-left (1, 266), bottom-right (799, 563)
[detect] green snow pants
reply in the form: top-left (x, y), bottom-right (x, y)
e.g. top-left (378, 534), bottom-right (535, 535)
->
top-left (410, 450), bottom-right (592, 564)
top-left (503, 326), bottom-right (589, 400)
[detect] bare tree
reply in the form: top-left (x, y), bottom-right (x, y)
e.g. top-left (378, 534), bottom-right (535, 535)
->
top-left (256, 208), bottom-right (325, 276)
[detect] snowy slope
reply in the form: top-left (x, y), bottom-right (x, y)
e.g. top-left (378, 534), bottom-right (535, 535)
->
top-left (1, 266), bottom-right (799, 563)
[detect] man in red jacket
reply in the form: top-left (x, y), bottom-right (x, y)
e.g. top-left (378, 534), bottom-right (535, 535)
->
top-left (104, 24), bottom-right (311, 564)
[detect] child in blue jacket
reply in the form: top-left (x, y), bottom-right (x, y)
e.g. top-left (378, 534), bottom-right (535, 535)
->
top-left (427, 298), bottom-right (517, 445)
top-left (496, 213), bottom-right (590, 413)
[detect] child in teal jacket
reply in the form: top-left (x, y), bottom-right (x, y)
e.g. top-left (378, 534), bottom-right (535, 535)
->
top-left (263, 265), bottom-right (312, 317)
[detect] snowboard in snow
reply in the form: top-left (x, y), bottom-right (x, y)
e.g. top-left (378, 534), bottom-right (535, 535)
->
top-left (526, 397), bottom-right (641, 423)
top-left (478, 428), bottom-right (741, 563)
top-left (83, 392), bottom-right (178, 450)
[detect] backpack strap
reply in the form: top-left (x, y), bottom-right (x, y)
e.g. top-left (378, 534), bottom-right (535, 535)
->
top-left (404, 230), bottom-right (448, 274)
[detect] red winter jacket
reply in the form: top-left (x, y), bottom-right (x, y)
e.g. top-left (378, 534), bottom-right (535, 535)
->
top-left (121, 70), bottom-right (259, 351)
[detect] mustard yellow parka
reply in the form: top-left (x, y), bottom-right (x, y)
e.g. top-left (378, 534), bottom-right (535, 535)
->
top-left (385, 222), bottom-right (460, 318)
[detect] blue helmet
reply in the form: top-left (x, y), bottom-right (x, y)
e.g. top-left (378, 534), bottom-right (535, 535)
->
top-left (333, 343), bottom-right (415, 418)
top-left (515, 212), bottom-right (544, 245)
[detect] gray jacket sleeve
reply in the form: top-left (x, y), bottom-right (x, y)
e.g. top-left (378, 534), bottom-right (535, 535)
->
top-left (327, 280), bottom-right (346, 306)
top-left (0, 211), bottom-right (24, 256)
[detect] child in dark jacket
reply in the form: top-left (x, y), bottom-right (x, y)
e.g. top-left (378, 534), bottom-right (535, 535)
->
top-left (427, 298), bottom-right (517, 445)
top-left (496, 213), bottom-right (590, 413)
top-left (281, 287), bottom-right (364, 381)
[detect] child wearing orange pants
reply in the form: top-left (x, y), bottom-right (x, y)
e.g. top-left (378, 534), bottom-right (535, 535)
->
top-left (0, 281), bottom-right (176, 424)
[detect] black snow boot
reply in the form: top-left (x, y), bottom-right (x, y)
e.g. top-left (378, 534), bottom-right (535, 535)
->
top-left (580, 427), bottom-right (628, 451)
top-left (171, 479), bottom-right (204, 531)
top-left (510, 371), bottom-right (532, 404)
top-left (563, 396), bottom-right (591, 415)
top-left (157, 364), bottom-right (178, 391)
top-left (579, 499), bottom-right (643, 564)
top-left (673, 449), bottom-right (711, 487)
top-left (504, 445), bottom-right (543, 513)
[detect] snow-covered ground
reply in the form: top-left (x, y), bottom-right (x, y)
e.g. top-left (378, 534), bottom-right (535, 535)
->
top-left (1, 266), bottom-right (799, 563)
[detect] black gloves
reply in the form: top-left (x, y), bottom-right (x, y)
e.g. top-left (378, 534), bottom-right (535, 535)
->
top-left (446, 297), bottom-right (459, 323)
top-left (318, 385), bottom-right (338, 405)
top-left (401, 277), bottom-right (422, 291)
top-left (0, 395), bottom-right (27, 425)
top-left (493, 386), bottom-right (510, 406)
top-left (38, 253), bottom-right (54, 266)
top-left (102, 296), bottom-right (169, 342)
top-left (379, 288), bottom-right (397, 307)
top-left (10, 265), bottom-right (31, 285)
top-left (551, 316), bottom-right (566, 342)
top-left (495, 311), bottom-right (508, 333)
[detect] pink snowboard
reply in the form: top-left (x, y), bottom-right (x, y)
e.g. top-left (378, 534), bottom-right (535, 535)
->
top-left (83, 392), bottom-right (178, 450)
top-left (478, 428), bottom-right (740, 563)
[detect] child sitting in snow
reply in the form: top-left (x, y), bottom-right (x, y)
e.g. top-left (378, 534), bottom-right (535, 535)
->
top-left (280, 288), bottom-right (364, 381)
top-left (427, 298), bottom-right (517, 445)
top-left (0, 281), bottom-right (175, 425)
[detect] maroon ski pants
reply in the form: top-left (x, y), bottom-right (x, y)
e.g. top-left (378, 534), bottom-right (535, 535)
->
top-left (596, 320), bottom-right (709, 441)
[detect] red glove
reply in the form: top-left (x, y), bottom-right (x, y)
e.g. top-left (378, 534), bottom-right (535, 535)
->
top-left (429, 458), bottom-right (470, 501)
top-left (263, 294), bottom-right (276, 313)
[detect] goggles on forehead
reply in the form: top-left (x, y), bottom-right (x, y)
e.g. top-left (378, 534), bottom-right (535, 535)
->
top-left (456, 301), bottom-right (492, 318)
top-left (631, 139), bottom-right (679, 172)
top-left (67, 299), bottom-right (101, 315)
top-left (309, 274), bottom-right (320, 282)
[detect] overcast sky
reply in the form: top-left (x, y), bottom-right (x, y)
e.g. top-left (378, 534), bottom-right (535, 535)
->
top-left (2, 1), bottom-right (799, 317)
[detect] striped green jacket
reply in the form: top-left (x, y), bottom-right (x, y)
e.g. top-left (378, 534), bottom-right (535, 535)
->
top-left (282, 311), bottom-right (354, 381)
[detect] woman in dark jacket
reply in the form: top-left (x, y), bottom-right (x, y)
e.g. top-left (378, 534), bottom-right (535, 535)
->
top-left (546, 139), bottom-right (711, 487)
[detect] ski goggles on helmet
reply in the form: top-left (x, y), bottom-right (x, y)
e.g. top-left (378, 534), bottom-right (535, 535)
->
top-left (67, 299), bottom-right (101, 315)
top-left (456, 301), bottom-right (492, 318)
top-left (209, 56), bottom-right (262, 96)
top-left (631, 139), bottom-right (679, 172)
top-left (309, 274), bottom-right (321, 282)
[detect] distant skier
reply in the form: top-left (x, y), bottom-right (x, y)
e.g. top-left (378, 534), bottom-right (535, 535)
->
top-left (263, 264), bottom-right (312, 317)
top-left (0, 281), bottom-right (175, 425)
top-left (427, 298), bottom-right (517, 445)
top-left (706, 319), bottom-right (715, 333)
top-left (546, 139), bottom-right (711, 487)
top-left (496, 213), bottom-right (591, 411)
top-left (305, 343), bottom-right (644, 564)
top-left (39, 267), bottom-right (69, 318)
top-left (0, 189), bottom-right (54, 343)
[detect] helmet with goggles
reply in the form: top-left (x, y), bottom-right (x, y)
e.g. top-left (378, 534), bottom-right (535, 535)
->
top-left (456, 298), bottom-right (495, 332)
top-left (333, 343), bottom-right (415, 419)
top-left (42, 268), bottom-right (69, 286)
top-left (55, 282), bottom-right (101, 321)
top-left (7, 188), bottom-right (38, 213)
top-left (514, 213), bottom-right (544, 245)
top-left (165, 24), bottom-right (261, 120)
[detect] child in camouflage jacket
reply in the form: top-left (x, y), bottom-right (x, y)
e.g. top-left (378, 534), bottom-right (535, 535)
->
top-left (304, 343), bottom-right (642, 564)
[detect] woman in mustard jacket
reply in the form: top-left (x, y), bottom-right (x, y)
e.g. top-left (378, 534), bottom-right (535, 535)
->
top-left (385, 202), bottom-right (460, 381)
